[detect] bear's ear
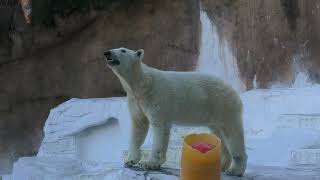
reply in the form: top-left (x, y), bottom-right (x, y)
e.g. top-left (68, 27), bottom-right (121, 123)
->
top-left (135, 49), bottom-right (144, 61)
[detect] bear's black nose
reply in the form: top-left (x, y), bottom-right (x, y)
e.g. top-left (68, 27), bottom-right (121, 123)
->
top-left (104, 51), bottom-right (112, 59)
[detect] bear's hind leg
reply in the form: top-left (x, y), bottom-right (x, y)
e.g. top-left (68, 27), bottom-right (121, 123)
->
top-left (224, 117), bottom-right (247, 177)
top-left (209, 127), bottom-right (232, 172)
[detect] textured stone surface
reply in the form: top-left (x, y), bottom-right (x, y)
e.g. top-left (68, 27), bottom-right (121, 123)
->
top-left (4, 87), bottom-right (320, 179)
top-left (36, 97), bottom-right (209, 169)
top-left (277, 114), bottom-right (320, 130)
top-left (201, 0), bottom-right (320, 88)
top-left (5, 157), bottom-right (320, 180)
top-left (38, 98), bottom-right (130, 161)
top-left (0, 0), bottom-right (200, 173)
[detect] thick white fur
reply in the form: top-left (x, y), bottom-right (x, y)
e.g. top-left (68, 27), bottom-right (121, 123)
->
top-left (105, 47), bottom-right (247, 176)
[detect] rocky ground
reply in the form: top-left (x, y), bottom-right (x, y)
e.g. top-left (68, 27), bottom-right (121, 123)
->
top-left (3, 158), bottom-right (320, 180)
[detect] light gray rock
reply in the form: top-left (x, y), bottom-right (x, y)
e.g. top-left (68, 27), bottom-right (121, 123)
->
top-left (7, 87), bottom-right (320, 179)
top-left (10, 158), bottom-right (320, 180)
top-left (37, 98), bottom-right (131, 163)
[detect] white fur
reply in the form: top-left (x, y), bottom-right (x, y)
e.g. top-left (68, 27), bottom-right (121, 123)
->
top-left (105, 47), bottom-right (247, 176)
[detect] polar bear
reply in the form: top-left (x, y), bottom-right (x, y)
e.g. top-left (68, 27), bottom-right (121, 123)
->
top-left (104, 47), bottom-right (247, 176)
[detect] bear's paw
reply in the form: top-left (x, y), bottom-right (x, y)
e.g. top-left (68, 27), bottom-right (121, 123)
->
top-left (138, 160), bottom-right (161, 170)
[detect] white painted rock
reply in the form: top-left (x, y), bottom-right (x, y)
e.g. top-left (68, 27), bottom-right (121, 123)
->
top-left (12, 157), bottom-right (83, 180)
top-left (6, 86), bottom-right (320, 179)
top-left (37, 98), bottom-right (131, 163)
top-left (8, 157), bottom-right (320, 180)
top-left (38, 97), bottom-right (211, 169)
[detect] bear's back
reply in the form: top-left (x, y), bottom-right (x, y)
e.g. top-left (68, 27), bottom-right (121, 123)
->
top-left (147, 67), bottom-right (240, 103)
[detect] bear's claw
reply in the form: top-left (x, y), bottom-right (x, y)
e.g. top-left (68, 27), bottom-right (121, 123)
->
top-left (124, 160), bottom-right (138, 168)
top-left (224, 168), bottom-right (244, 177)
top-left (138, 161), bottom-right (161, 170)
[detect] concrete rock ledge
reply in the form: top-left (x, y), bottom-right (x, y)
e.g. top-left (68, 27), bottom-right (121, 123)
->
top-left (3, 156), bottom-right (320, 180)
top-left (4, 87), bottom-right (320, 179)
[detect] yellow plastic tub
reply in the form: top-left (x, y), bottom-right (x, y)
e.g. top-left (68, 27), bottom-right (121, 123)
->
top-left (180, 133), bottom-right (221, 180)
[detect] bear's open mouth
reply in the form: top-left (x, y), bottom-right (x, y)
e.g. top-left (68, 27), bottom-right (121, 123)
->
top-left (106, 58), bottom-right (120, 66)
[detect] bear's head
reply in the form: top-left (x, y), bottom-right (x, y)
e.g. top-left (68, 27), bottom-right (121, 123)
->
top-left (104, 47), bottom-right (144, 77)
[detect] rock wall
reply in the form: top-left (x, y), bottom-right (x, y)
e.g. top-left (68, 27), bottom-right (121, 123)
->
top-left (201, 0), bottom-right (320, 89)
top-left (0, 0), bottom-right (200, 173)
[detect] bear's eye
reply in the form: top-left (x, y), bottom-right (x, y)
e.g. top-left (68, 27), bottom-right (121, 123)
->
top-left (121, 49), bottom-right (126, 53)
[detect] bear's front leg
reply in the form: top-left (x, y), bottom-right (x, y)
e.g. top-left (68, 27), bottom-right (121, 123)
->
top-left (138, 123), bottom-right (170, 170)
top-left (125, 108), bottom-right (149, 168)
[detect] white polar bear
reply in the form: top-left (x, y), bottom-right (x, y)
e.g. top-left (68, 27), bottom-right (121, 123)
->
top-left (104, 47), bottom-right (247, 176)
